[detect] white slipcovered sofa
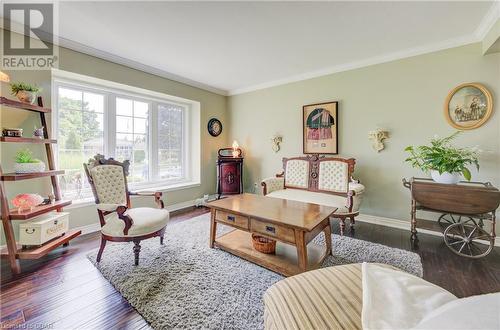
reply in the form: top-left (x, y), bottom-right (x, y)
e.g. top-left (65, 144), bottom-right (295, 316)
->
top-left (261, 155), bottom-right (364, 233)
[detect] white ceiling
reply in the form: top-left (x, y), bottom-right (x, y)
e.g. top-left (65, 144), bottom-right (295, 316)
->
top-left (10, 1), bottom-right (500, 95)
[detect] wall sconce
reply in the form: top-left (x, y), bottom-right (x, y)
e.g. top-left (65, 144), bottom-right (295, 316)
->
top-left (368, 129), bottom-right (389, 152)
top-left (0, 71), bottom-right (10, 83)
top-left (271, 134), bottom-right (283, 153)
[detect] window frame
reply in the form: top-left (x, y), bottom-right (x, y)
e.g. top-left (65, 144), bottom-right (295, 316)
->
top-left (51, 70), bottom-right (200, 203)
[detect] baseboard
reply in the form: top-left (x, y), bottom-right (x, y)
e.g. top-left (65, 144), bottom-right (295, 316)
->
top-left (166, 199), bottom-right (198, 213)
top-left (77, 222), bottom-right (102, 235)
top-left (356, 213), bottom-right (500, 247)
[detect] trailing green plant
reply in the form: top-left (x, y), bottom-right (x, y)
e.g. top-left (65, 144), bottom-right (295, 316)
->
top-left (10, 82), bottom-right (41, 95)
top-left (15, 149), bottom-right (41, 164)
top-left (404, 132), bottom-right (479, 181)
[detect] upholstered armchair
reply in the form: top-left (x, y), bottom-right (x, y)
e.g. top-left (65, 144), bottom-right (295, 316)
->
top-left (83, 154), bottom-right (169, 265)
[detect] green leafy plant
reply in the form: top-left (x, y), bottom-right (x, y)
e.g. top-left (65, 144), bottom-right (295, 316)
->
top-left (15, 149), bottom-right (41, 164)
top-left (10, 82), bottom-right (42, 95)
top-left (404, 132), bottom-right (479, 181)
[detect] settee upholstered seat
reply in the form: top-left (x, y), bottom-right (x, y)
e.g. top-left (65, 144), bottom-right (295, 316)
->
top-left (261, 156), bottom-right (365, 233)
top-left (101, 207), bottom-right (169, 237)
top-left (264, 177), bottom-right (365, 214)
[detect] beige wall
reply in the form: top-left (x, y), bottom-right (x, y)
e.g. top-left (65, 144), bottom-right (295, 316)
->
top-left (228, 43), bottom-right (500, 226)
top-left (1, 32), bottom-right (228, 243)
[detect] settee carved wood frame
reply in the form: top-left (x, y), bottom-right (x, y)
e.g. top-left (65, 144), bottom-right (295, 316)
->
top-left (261, 154), bottom-right (359, 233)
top-left (83, 154), bottom-right (166, 266)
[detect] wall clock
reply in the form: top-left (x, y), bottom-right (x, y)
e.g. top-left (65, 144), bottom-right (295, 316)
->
top-left (207, 118), bottom-right (223, 137)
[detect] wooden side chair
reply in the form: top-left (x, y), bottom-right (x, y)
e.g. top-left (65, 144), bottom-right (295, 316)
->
top-left (83, 154), bottom-right (169, 265)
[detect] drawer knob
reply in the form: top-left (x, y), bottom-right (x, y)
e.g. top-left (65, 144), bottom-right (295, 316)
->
top-left (265, 226), bottom-right (276, 234)
top-left (227, 215), bottom-right (235, 222)
top-left (25, 228), bottom-right (36, 234)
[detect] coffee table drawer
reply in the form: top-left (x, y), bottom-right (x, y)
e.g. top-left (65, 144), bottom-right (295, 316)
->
top-left (250, 219), bottom-right (295, 243)
top-left (215, 210), bottom-right (249, 229)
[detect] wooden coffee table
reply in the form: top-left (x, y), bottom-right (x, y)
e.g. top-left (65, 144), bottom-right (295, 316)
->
top-left (207, 193), bottom-right (337, 276)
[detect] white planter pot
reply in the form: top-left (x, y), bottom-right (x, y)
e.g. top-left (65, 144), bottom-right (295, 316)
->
top-left (14, 162), bottom-right (46, 173)
top-left (430, 170), bottom-right (461, 184)
top-left (16, 90), bottom-right (37, 104)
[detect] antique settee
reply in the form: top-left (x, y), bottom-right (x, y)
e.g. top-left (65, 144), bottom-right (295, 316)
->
top-left (261, 155), bottom-right (365, 233)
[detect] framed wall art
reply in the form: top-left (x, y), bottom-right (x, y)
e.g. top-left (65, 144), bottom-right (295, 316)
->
top-left (444, 83), bottom-right (493, 130)
top-left (303, 101), bottom-right (338, 154)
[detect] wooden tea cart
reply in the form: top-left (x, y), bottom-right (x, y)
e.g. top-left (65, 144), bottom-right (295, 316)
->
top-left (403, 177), bottom-right (500, 258)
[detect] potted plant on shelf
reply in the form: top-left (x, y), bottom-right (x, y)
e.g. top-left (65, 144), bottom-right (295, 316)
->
top-left (404, 132), bottom-right (479, 184)
top-left (10, 82), bottom-right (42, 104)
top-left (14, 148), bottom-right (46, 173)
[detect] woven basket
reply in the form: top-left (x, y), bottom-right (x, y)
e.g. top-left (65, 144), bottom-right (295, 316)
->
top-left (251, 234), bottom-right (276, 254)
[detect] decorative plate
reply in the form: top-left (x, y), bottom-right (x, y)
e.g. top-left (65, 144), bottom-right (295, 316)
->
top-left (444, 83), bottom-right (493, 130)
top-left (207, 118), bottom-right (223, 137)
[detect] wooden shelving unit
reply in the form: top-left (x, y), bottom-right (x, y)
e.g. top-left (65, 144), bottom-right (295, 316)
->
top-left (1, 170), bottom-right (65, 181)
top-left (0, 137), bottom-right (57, 144)
top-left (0, 97), bottom-right (81, 275)
top-left (0, 96), bottom-right (51, 113)
top-left (9, 200), bottom-right (73, 220)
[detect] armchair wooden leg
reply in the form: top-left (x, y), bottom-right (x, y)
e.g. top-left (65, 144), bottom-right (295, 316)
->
top-left (97, 237), bottom-right (107, 263)
top-left (339, 218), bottom-right (345, 236)
top-left (133, 240), bottom-right (141, 266)
top-left (160, 235), bottom-right (164, 245)
top-left (349, 215), bottom-right (356, 228)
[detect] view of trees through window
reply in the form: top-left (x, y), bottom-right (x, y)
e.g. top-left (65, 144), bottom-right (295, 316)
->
top-left (56, 84), bottom-right (186, 201)
top-left (115, 98), bottom-right (150, 183)
top-left (158, 104), bottom-right (183, 180)
top-left (57, 87), bottom-right (104, 200)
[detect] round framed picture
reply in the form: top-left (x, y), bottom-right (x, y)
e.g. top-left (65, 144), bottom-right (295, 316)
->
top-left (444, 83), bottom-right (493, 130)
top-left (207, 118), bottom-right (223, 137)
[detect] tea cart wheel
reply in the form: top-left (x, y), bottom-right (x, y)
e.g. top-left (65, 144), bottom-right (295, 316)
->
top-left (444, 222), bottom-right (494, 258)
top-left (438, 214), bottom-right (483, 228)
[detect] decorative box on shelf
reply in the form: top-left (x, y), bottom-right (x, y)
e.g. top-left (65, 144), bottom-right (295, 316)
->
top-left (19, 212), bottom-right (69, 246)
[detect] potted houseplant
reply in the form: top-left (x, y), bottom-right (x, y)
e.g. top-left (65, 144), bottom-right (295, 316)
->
top-left (10, 82), bottom-right (42, 104)
top-left (14, 149), bottom-right (46, 173)
top-left (404, 132), bottom-right (479, 184)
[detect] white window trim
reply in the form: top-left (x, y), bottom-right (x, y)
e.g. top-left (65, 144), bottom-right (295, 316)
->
top-left (51, 69), bottom-right (201, 203)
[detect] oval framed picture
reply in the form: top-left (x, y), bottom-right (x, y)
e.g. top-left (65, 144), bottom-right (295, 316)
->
top-left (207, 118), bottom-right (223, 137)
top-left (444, 83), bottom-right (493, 130)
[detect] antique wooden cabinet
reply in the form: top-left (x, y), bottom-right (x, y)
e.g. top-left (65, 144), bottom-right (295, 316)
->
top-left (216, 148), bottom-right (243, 198)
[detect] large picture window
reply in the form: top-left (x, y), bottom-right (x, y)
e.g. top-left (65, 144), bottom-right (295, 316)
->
top-left (53, 74), bottom-right (197, 202)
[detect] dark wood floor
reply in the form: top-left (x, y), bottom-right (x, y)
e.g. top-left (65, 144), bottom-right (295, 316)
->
top-left (1, 207), bottom-right (499, 329)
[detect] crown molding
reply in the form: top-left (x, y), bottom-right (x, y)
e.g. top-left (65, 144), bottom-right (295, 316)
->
top-left (228, 2), bottom-right (500, 96)
top-left (474, 1), bottom-right (500, 40)
top-left (227, 34), bottom-right (478, 96)
top-left (3, 2), bottom-right (498, 98)
top-left (1, 19), bottom-right (228, 96)
top-left (56, 36), bottom-right (229, 96)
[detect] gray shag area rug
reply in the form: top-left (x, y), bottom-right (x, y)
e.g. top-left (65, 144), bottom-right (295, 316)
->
top-left (88, 213), bottom-right (422, 329)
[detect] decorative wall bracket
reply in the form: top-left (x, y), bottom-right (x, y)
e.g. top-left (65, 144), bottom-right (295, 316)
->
top-left (368, 129), bottom-right (389, 152)
top-left (271, 134), bottom-right (283, 153)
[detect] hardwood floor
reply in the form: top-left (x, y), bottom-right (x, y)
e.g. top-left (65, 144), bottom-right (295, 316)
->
top-left (1, 207), bottom-right (499, 329)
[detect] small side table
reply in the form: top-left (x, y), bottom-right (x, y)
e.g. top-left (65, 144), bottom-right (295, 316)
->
top-left (216, 148), bottom-right (243, 198)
